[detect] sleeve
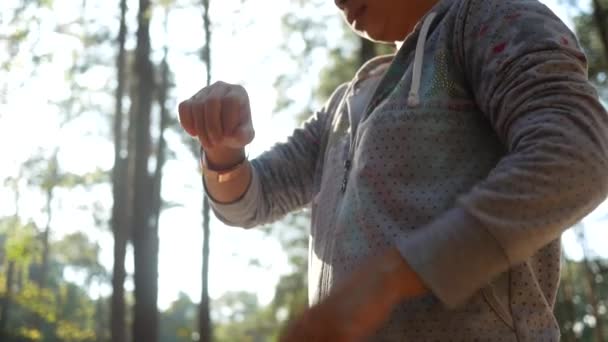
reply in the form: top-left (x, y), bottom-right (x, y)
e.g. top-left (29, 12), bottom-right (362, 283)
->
top-left (397, 0), bottom-right (608, 308)
top-left (207, 84), bottom-right (349, 228)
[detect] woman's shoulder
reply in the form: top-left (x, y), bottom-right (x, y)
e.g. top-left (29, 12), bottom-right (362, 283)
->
top-left (458, 0), bottom-right (567, 28)
top-left (326, 82), bottom-right (350, 113)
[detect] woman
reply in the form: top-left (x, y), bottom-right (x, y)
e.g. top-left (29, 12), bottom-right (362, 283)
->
top-left (178, 0), bottom-right (608, 340)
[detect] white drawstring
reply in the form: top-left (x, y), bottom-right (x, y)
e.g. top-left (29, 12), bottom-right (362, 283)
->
top-left (408, 12), bottom-right (437, 108)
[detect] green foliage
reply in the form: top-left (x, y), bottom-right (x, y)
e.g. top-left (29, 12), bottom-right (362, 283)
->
top-left (572, 0), bottom-right (608, 89)
top-left (0, 277), bottom-right (101, 341)
top-left (15, 327), bottom-right (42, 341)
top-left (212, 291), bottom-right (280, 342)
top-left (315, 45), bottom-right (361, 104)
top-left (273, 0), bottom-right (335, 115)
top-left (39, 0), bottom-right (54, 8)
top-left (265, 212), bottom-right (309, 323)
top-left (52, 233), bottom-right (107, 285)
top-left (159, 293), bottom-right (197, 342)
top-left (275, 0), bottom-right (392, 122)
top-left (0, 0), bottom-right (605, 341)
top-left (16, 283), bottom-right (57, 323)
top-left (21, 153), bottom-right (109, 192)
top-left (1, 218), bottom-right (41, 266)
top-left (315, 22), bottom-right (394, 104)
top-left (207, 213), bottom-right (312, 342)
top-left (54, 284), bottom-right (98, 342)
top-left (55, 319), bottom-right (96, 342)
top-left (556, 258), bottom-right (608, 341)
top-left (0, 222), bottom-right (103, 341)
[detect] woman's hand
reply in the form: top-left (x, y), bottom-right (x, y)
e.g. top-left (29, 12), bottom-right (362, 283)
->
top-left (280, 248), bottom-right (428, 342)
top-left (279, 282), bottom-right (394, 342)
top-left (178, 81), bottom-right (255, 167)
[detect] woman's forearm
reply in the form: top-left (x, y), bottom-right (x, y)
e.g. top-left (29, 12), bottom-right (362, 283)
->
top-left (203, 147), bottom-right (252, 204)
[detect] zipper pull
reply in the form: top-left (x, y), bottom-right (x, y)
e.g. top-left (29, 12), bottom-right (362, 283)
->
top-left (341, 159), bottom-right (352, 193)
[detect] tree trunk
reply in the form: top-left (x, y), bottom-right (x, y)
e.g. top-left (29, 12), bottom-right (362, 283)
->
top-left (152, 8), bottom-right (170, 237)
top-left (110, 0), bottom-right (128, 341)
top-left (0, 261), bottom-right (15, 339)
top-left (149, 15), bottom-right (169, 337)
top-left (0, 182), bottom-right (19, 339)
top-left (39, 179), bottom-right (53, 290)
top-left (199, 198), bottom-right (211, 342)
top-left (199, 1), bottom-right (212, 341)
top-left (15, 266), bottom-right (23, 294)
top-left (34, 151), bottom-right (58, 289)
top-left (201, 0), bottom-right (212, 87)
top-left (131, 0), bottom-right (158, 341)
top-left (96, 298), bottom-right (107, 342)
top-left (32, 152), bottom-right (58, 333)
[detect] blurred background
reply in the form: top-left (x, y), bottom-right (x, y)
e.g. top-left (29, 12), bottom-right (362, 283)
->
top-left (0, 0), bottom-right (606, 341)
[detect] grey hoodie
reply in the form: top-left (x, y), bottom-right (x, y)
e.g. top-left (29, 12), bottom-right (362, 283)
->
top-left (208, 0), bottom-right (608, 340)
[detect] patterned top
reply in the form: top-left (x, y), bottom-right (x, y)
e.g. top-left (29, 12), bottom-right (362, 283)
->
top-left (208, 0), bottom-right (608, 340)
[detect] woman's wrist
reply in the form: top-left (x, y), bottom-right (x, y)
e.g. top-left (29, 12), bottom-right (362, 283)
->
top-left (203, 146), bottom-right (246, 170)
top-left (380, 248), bottom-right (428, 302)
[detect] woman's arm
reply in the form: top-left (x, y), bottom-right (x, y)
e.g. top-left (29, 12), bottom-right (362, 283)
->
top-left (179, 82), bottom-right (254, 204)
top-left (179, 81), bottom-right (349, 228)
top-left (398, 0), bottom-right (608, 308)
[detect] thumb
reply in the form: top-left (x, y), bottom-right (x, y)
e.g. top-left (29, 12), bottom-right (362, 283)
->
top-left (178, 101), bottom-right (196, 137)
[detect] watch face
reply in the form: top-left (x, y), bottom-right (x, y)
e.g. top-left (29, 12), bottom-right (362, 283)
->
top-left (218, 172), bottom-right (233, 183)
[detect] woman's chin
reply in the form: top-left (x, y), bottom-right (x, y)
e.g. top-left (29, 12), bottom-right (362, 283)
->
top-left (356, 27), bottom-right (394, 44)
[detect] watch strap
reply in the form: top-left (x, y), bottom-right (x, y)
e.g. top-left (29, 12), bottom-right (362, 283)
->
top-left (200, 149), bottom-right (248, 183)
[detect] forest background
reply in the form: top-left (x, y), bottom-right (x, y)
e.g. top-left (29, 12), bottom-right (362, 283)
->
top-left (1, 0), bottom-right (607, 341)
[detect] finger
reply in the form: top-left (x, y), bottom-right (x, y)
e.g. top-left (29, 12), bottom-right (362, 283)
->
top-left (205, 85), bottom-right (229, 146)
top-left (221, 85), bottom-right (246, 135)
top-left (193, 101), bottom-right (212, 149)
top-left (224, 124), bottom-right (255, 149)
top-left (180, 84), bottom-right (211, 138)
top-left (191, 85), bottom-right (211, 100)
top-left (204, 97), bottom-right (222, 146)
top-left (222, 86), bottom-right (254, 148)
top-left (178, 100), bottom-right (196, 137)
